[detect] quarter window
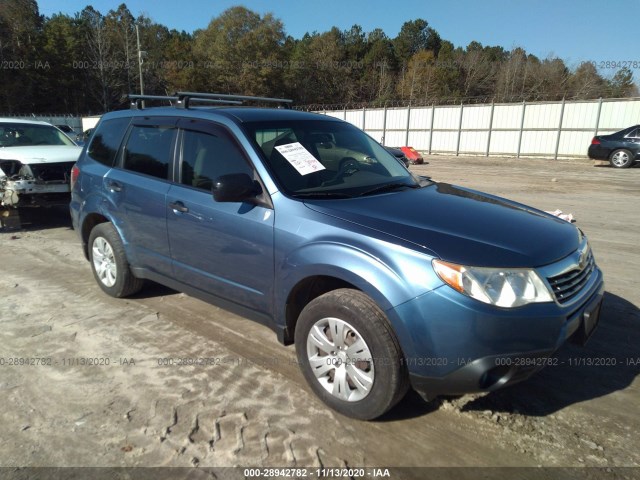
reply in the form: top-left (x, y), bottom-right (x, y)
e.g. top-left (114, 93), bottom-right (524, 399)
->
top-left (88, 117), bottom-right (130, 167)
top-left (123, 125), bottom-right (175, 179)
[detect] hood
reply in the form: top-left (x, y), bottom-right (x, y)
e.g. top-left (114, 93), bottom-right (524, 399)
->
top-left (0, 145), bottom-right (82, 164)
top-left (304, 183), bottom-right (580, 268)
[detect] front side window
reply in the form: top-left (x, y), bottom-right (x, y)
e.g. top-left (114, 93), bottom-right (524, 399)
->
top-left (244, 120), bottom-right (422, 198)
top-left (180, 128), bottom-right (252, 191)
top-left (123, 125), bottom-right (175, 180)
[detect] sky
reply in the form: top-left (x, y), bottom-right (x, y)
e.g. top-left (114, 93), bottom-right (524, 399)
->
top-left (38, 0), bottom-right (635, 76)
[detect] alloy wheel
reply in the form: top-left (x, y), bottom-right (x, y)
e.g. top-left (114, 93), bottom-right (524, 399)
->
top-left (92, 237), bottom-right (117, 287)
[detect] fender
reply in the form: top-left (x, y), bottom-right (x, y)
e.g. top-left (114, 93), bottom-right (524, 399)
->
top-left (76, 181), bottom-right (133, 262)
top-left (276, 240), bottom-right (444, 352)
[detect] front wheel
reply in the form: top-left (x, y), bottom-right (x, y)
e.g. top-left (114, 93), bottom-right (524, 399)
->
top-left (295, 289), bottom-right (409, 420)
top-left (609, 149), bottom-right (634, 168)
top-left (88, 222), bottom-right (144, 298)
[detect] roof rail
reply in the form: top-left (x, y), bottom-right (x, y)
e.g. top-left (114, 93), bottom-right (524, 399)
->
top-left (176, 91), bottom-right (293, 109)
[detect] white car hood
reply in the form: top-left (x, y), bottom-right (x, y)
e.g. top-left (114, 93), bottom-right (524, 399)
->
top-left (0, 145), bottom-right (82, 164)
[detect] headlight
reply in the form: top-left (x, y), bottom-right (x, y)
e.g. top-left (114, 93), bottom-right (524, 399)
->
top-left (432, 259), bottom-right (554, 308)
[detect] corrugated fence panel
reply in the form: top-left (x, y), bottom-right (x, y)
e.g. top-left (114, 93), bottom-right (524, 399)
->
top-left (368, 130), bottom-right (385, 143)
top-left (492, 104), bottom-right (524, 129)
top-left (5, 114), bottom-right (82, 132)
top-left (317, 97), bottom-right (640, 158)
top-left (324, 111), bottom-right (343, 120)
top-left (523, 103), bottom-right (562, 129)
top-left (461, 105), bottom-right (492, 129)
top-left (459, 131), bottom-right (489, 153)
top-left (384, 131), bottom-right (407, 147)
top-left (365, 108), bottom-right (385, 130)
top-left (599, 100), bottom-right (640, 130)
top-left (408, 131), bottom-right (430, 149)
top-left (558, 131), bottom-right (594, 156)
top-left (489, 131), bottom-right (520, 154)
top-left (562, 101), bottom-right (600, 130)
top-left (410, 107), bottom-right (432, 130)
top-left (386, 108), bottom-right (408, 131)
top-left (431, 131), bottom-right (458, 152)
top-left (345, 110), bottom-right (363, 128)
top-left (521, 131), bottom-right (558, 155)
top-left (433, 105), bottom-right (460, 130)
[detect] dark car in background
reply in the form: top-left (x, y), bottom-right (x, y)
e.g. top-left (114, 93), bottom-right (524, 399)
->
top-left (588, 125), bottom-right (640, 168)
top-left (383, 146), bottom-right (410, 168)
top-left (56, 124), bottom-right (76, 135)
top-left (382, 146), bottom-right (426, 167)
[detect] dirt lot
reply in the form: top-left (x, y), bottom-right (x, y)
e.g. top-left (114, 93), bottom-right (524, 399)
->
top-left (0, 156), bottom-right (638, 478)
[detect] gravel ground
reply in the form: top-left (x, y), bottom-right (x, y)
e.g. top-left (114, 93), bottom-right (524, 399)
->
top-left (0, 155), bottom-right (638, 479)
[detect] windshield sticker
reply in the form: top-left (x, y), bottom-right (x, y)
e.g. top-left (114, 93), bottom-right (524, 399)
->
top-left (275, 142), bottom-right (326, 176)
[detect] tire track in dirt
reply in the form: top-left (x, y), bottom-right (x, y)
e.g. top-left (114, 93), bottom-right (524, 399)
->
top-left (0, 237), bottom-right (355, 467)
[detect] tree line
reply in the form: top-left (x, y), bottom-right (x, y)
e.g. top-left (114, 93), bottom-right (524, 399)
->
top-left (0, 0), bottom-right (637, 115)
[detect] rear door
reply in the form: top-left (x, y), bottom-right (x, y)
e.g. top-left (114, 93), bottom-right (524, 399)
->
top-left (104, 116), bottom-right (177, 276)
top-left (166, 119), bottom-right (275, 315)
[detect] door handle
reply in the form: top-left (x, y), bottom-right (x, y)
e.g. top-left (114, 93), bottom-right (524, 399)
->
top-left (168, 201), bottom-right (189, 213)
top-left (106, 180), bottom-right (122, 192)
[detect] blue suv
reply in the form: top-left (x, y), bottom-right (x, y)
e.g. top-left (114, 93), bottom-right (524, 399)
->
top-left (70, 92), bottom-right (604, 420)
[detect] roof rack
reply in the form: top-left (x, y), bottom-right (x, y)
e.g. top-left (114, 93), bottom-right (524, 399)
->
top-left (128, 95), bottom-right (177, 109)
top-left (128, 94), bottom-right (244, 110)
top-left (176, 92), bottom-right (293, 109)
top-left (127, 92), bottom-right (293, 110)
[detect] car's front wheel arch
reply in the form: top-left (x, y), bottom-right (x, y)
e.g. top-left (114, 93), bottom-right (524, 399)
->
top-left (294, 288), bottom-right (410, 419)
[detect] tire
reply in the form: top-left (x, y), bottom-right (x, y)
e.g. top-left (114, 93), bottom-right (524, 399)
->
top-left (88, 222), bottom-right (144, 298)
top-left (295, 289), bottom-right (409, 420)
top-left (338, 157), bottom-right (360, 175)
top-left (609, 149), bottom-right (634, 168)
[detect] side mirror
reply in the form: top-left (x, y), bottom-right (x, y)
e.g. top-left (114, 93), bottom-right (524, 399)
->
top-left (212, 173), bottom-right (261, 203)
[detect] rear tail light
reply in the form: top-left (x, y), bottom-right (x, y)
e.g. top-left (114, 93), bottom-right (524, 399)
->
top-left (70, 165), bottom-right (80, 191)
top-left (591, 137), bottom-right (601, 145)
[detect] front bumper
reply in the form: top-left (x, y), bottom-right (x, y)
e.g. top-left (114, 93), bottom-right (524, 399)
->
top-left (387, 266), bottom-right (604, 400)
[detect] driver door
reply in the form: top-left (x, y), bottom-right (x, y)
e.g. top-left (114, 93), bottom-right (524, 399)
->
top-left (166, 119), bottom-right (275, 315)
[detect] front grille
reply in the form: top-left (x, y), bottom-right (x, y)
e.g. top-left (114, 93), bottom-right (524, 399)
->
top-left (28, 162), bottom-right (74, 182)
top-left (547, 250), bottom-right (595, 304)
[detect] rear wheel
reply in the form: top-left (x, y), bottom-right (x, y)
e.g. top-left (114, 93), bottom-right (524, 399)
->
top-left (88, 222), bottom-right (144, 298)
top-left (609, 149), bottom-right (634, 168)
top-left (295, 289), bottom-right (409, 420)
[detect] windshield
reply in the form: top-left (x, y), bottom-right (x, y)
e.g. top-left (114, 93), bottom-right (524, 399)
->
top-left (245, 120), bottom-right (422, 198)
top-left (0, 123), bottom-right (76, 147)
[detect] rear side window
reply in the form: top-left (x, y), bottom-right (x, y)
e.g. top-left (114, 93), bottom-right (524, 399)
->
top-left (87, 118), bottom-right (130, 166)
top-left (123, 125), bottom-right (175, 180)
top-left (626, 128), bottom-right (639, 138)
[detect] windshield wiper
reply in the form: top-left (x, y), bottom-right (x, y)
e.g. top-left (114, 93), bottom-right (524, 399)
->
top-left (290, 191), bottom-right (354, 199)
top-left (358, 182), bottom-right (420, 197)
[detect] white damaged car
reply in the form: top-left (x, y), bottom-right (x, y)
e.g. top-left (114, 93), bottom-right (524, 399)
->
top-left (0, 118), bottom-right (82, 208)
